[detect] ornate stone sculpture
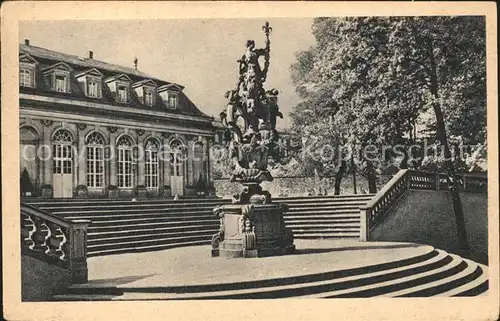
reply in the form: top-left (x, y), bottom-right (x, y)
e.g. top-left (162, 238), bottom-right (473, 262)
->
top-left (212, 21), bottom-right (294, 258)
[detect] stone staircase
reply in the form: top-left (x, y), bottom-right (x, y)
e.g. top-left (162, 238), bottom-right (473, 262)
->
top-left (24, 194), bottom-right (373, 257)
top-left (50, 244), bottom-right (488, 300)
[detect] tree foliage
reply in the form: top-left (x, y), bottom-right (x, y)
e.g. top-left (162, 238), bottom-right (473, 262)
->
top-left (289, 16), bottom-right (487, 186)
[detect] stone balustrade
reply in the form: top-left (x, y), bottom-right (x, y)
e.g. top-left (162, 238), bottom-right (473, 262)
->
top-left (359, 170), bottom-right (410, 241)
top-left (21, 203), bottom-right (90, 283)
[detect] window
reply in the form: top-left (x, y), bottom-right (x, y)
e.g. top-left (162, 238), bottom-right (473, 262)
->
top-left (117, 135), bottom-right (134, 188)
top-left (43, 74), bottom-right (53, 89)
top-left (52, 129), bottom-right (73, 175)
top-left (144, 91), bottom-right (153, 106)
top-left (55, 75), bottom-right (67, 92)
top-left (193, 142), bottom-right (205, 185)
top-left (20, 68), bottom-right (33, 87)
top-left (86, 132), bottom-right (105, 188)
top-left (117, 85), bottom-right (128, 103)
top-left (168, 95), bottom-right (178, 109)
top-left (169, 140), bottom-right (185, 177)
top-left (87, 79), bottom-right (100, 98)
top-left (145, 139), bottom-right (159, 190)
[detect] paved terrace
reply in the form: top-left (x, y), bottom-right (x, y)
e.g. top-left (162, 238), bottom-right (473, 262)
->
top-left (87, 240), bottom-right (430, 288)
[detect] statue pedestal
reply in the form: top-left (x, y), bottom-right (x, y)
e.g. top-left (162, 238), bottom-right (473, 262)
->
top-left (212, 203), bottom-right (295, 258)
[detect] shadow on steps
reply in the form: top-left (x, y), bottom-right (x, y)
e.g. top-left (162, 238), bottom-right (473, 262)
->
top-left (294, 243), bottom-right (423, 255)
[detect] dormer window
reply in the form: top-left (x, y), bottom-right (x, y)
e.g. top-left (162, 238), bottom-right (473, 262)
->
top-left (75, 68), bottom-right (103, 98)
top-left (42, 62), bottom-right (73, 93)
top-left (55, 75), bottom-right (68, 92)
top-left (117, 85), bottom-right (128, 103)
top-left (158, 84), bottom-right (183, 110)
top-left (133, 79), bottom-right (157, 107)
top-left (20, 68), bottom-right (34, 87)
top-left (19, 53), bottom-right (38, 88)
top-left (87, 78), bottom-right (100, 97)
top-left (168, 95), bottom-right (178, 109)
top-left (106, 74), bottom-right (131, 104)
top-left (144, 89), bottom-right (154, 106)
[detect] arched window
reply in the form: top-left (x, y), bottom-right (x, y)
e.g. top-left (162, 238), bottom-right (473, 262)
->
top-left (169, 139), bottom-right (185, 177)
top-left (52, 129), bottom-right (73, 175)
top-left (117, 135), bottom-right (134, 188)
top-left (193, 141), bottom-right (205, 186)
top-left (145, 138), bottom-right (160, 190)
top-left (86, 132), bottom-right (105, 188)
top-left (20, 126), bottom-right (40, 196)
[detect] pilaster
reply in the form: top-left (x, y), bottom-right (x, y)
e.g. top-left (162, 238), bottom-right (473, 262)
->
top-left (77, 131), bottom-right (86, 186)
top-left (109, 129), bottom-right (118, 186)
top-left (42, 120), bottom-right (53, 186)
top-left (187, 139), bottom-right (194, 186)
top-left (137, 133), bottom-right (145, 186)
top-left (162, 134), bottom-right (171, 189)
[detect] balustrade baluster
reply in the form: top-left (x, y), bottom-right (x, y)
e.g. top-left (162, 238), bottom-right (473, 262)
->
top-left (59, 227), bottom-right (69, 261)
top-left (21, 214), bottom-right (36, 250)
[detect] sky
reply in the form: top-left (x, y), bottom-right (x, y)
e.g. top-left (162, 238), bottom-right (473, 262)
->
top-left (20, 19), bottom-right (316, 129)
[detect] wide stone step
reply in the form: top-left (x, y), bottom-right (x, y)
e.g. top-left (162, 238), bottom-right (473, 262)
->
top-left (87, 239), bottom-right (210, 257)
top-left (39, 206), bottom-right (217, 214)
top-left (386, 258), bottom-right (483, 297)
top-left (88, 234), bottom-right (212, 252)
top-left (88, 229), bottom-right (217, 242)
top-left (282, 200), bottom-right (369, 206)
top-left (83, 216), bottom-right (217, 226)
top-left (293, 233), bottom-right (360, 239)
top-left (454, 279), bottom-right (489, 296)
top-left (430, 260), bottom-right (488, 297)
top-left (285, 219), bottom-right (360, 225)
top-left (284, 214), bottom-right (360, 220)
top-left (275, 194), bottom-right (375, 201)
top-left (88, 221), bottom-right (219, 233)
top-left (88, 228), bottom-right (216, 244)
top-left (291, 225), bottom-right (360, 231)
top-left (25, 198), bottom-right (226, 205)
top-left (284, 210), bottom-right (361, 216)
top-left (287, 205), bottom-right (359, 213)
top-left (36, 202), bottom-right (225, 210)
top-left (314, 254), bottom-right (465, 298)
top-left (64, 213), bottom-right (216, 222)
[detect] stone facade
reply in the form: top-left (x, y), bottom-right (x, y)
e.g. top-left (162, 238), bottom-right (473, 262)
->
top-left (19, 41), bottom-right (216, 198)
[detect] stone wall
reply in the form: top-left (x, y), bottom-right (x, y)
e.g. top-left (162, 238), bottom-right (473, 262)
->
top-left (21, 254), bottom-right (72, 301)
top-left (214, 175), bottom-right (393, 198)
top-left (370, 189), bottom-right (488, 265)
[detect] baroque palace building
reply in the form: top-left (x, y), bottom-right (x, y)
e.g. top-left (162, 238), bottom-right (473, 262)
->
top-left (19, 39), bottom-right (221, 198)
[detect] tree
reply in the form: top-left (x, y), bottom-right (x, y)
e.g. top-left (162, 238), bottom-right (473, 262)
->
top-left (388, 16), bottom-right (486, 254)
top-left (290, 17), bottom-right (422, 193)
top-left (290, 16), bottom-right (486, 254)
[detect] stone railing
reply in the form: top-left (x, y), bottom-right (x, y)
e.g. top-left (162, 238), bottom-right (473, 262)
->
top-left (409, 170), bottom-right (488, 193)
top-left (21, 203), bottom-right (90, 283)
top-left (359, 170), bottom-right (410, 241)
top-left (360, 169), bottom-right (488, 241)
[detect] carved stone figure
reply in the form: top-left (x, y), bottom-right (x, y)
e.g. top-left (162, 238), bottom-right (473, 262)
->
top-left (212, 21), bottom-right (294, 258)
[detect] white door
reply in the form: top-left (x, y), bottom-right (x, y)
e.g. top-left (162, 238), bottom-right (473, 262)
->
top-left (170, 151), bottom-right (184, 196)
top-left (53, 144), bottom-right (73, 198)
